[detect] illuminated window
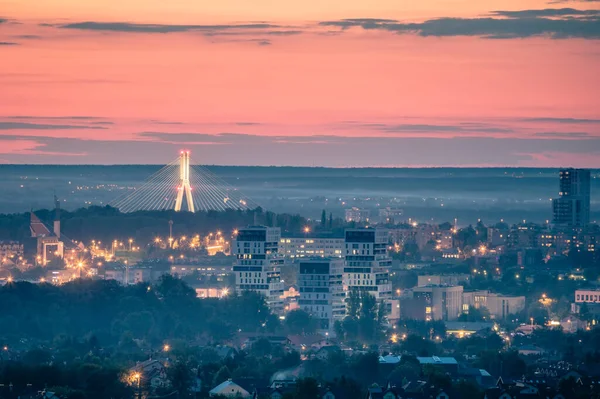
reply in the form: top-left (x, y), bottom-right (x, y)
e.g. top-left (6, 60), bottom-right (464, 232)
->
top-left (425, 307), bottom-right (432, 314)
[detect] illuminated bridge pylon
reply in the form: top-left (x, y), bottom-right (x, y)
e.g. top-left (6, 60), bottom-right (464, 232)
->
top-left (110, 151), bottom-right (258, 213)
top-left (174, 151), bottom-right (194, 212)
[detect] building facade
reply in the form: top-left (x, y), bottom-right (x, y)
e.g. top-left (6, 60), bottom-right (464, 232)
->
top-left (462, 290), bottom-right (525, 320)
top-left (410, 285), bottom-right (464, 321)
top-left (575, 289), bottom-right (600, 304)
top-left (345, 207), bottom-right (370, 223)
top-left (343, 229), bottom-right (393, 312)
top-left (553, 168), bottom-right (591, 227)
top-left (279, 237), bottom-right (344, 259)
top-left (297, 258), bottom-right (345, 331)
top-left (233, 226), bottom-right (285, 314)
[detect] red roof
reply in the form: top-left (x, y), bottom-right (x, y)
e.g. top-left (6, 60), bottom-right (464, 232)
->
top-left (30, 212), bottom-right (51, 237)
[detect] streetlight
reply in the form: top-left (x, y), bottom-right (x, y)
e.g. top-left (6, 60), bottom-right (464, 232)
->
top-left (77, 261), bottom-right (84, 278)
top-left (132, 372), bottom-right (141, 399)
top-left (163, 344), bottom-right (170, 352)
top-left (129, 238), bottom-right (133, 251)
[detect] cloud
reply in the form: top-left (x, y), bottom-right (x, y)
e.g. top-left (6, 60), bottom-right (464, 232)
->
top-left (0, 42), bottom-right (19, 46)
top-left (534, 132), bottom-right (592, 137)
top-left (319, 12), bottom-right (600, 39)
top-left (57, 21), bottom-right (280, 33)
top-left (549, 0), bottom-right (600, 3)
top-left (6, 115), bottom-right (106, 120)
top-left (138, 132), bottom-right (344, 145)
top-left (258, 40), bottom-right (272, 46)
top-left (520, 117), bottom-right (600, 124)
top-left (1, 134), bottom-right (599, 167)
top-left (491, 8), bottom-right (600, 18)
top-left (344, 122), bottom-right (513, 134)
top-left (0, 122), bottom-right (107, 130)
top-left (12, 35), bottom-right (43, 40)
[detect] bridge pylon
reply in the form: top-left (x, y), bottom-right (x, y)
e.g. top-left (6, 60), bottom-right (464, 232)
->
top-left (174, 150), bottom-right (195, 212)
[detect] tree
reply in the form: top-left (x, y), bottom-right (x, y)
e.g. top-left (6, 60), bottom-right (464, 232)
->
top-left (168, 361), bottom-right (193, 397)
top-left (212, 366), bottom-right (231, 388)
top-left (295, 377), bottom-right (320, 399)
top-left (285, 309), bottom-right (317, 334)
top-left (455, 380), bottom-right (482, 399)
top-left (346, 290), bottom-right (361, 319)
top-left (458, 305), bottom-right (491, 322)
top-left (251, 337), bottom-right (272, 357)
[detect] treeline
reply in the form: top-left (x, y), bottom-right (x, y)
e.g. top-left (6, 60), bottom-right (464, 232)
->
top-left (0, 206), bottom-right (307, 254)
top-left (0, 276), bottom-right (282, 348)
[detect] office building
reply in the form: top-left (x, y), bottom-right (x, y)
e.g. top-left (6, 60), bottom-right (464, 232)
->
top-left (345, 207), bottom-right (370, 223)
top-left (343, 228), bottom-right (392, 312)
top-left (553, 168), bottom-right (591, 227)
top-left (408, 285), bottom-right (464, 321)
top-left (232, 226), bottom-right (284, 313)
top-left (462, 290), bottom-right (525, 320)
top-left (297, 258), bottom-right (345, 332)
top-left (279, 237), bottom-right (344, 259)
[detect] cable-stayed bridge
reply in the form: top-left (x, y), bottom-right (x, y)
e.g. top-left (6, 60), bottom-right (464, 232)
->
top-left (110, 151), bottom-right (258, 213)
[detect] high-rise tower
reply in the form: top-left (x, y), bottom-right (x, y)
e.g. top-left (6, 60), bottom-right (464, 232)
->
top-left (232, 226), bottom-right (284, 314)
top-left (174, 150), bottom-right (195, 212)
top-left (552, 168), bottom-right (591, 227)
top-left (343, 228), bottom-right (392, 313)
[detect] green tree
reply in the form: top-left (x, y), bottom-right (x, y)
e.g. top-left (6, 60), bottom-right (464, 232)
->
top-left (168, 361), bottom-right (193, 398)
top-left (285, 309), bottom-right (317, 334)
top-left (212, 366), bottom-right (231, 388)
top-left (295, 377), bottom-right (320, 399)
top-left (346, 290), bottom-right (361, 319)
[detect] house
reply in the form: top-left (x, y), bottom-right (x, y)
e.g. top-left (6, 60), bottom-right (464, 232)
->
top-left (365, 383), bottom-right (399, 399)
top-left (517, 345), bottom-right (546, 356)
top-left (37, 391), bottom-right (60, 399)
top-left (215, 345), bottom-right (238, 360)
top-left (484, 380), bottom-right (542, 399)
top-left (458, 367), bottom-right (495, 388)
top-left (315, 345), bottom-right (341, 360)
top-left (416, 356), bottom-right (459, 375)
top-left (128, 359), bottom-right (168, 390)
top-left (288, 334), bottom-right (328, 352)
top-left (379, 354), bottom-right (402, 365)
top-left (210, 379), bottom-right (251, 398)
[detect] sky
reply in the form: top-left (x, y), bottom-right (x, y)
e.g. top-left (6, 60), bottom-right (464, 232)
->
top-left (0, 0), bottom-right (599, 167)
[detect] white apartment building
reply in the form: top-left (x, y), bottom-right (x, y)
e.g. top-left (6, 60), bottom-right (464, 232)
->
top-left (297, 258), bottom-right (345, 332)
top-left (233, 226), bottom-right (284, 314)
top-left (343, 228), bottom-right (392, 312)
top-left (279, 237), bottom-right (344, 259)
top-left (462, 290), bottom-right (526, 320)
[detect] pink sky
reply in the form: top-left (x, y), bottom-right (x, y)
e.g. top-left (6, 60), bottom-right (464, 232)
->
top-left (0, 0), bottom-right (599, 166)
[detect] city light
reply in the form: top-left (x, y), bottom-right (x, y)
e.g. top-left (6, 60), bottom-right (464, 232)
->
top-left (163, 344), bottom-right (170, 352)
